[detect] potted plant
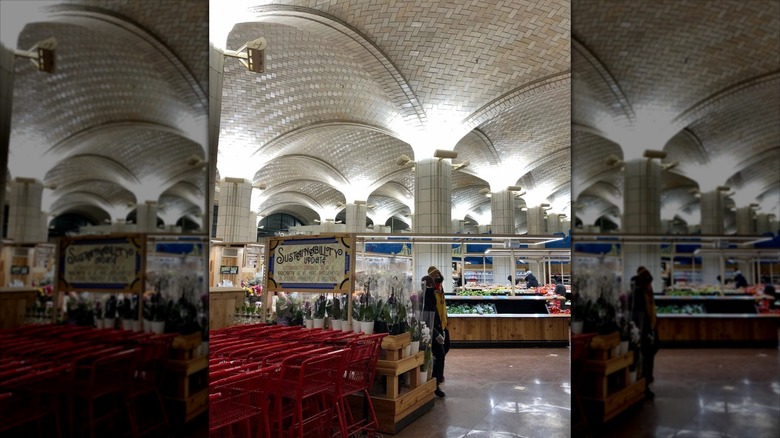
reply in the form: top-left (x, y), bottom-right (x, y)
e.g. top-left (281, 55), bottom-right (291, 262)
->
top-left (408, 320), bottom-right (422, 355)
top-left (104, 295), bottom-right (118, 329)
top-left (303, 300), bottom-right (313, 328)
top-left (94, 300), bottom-right (104, 329)
top-left (419, 322), bottom-right (432, 382)
top-left (358, 292), bottom-right (376, 334)
top-left (331, 297), bottom-right (342, 330)
top-left (151, 293), bottom-right (167, 334)
top-left (571, 293), bottom-right (585, 335)
top-left (313, 294), bottom-right (327, 329)
top-left (118, 295), bottom-right (135, 330)
top-left (143, 295), bottom-right (154, 332)
top-left (374, 298), bottom-right (389, 334)
top-left (275, 293), bottom-right (292, 326)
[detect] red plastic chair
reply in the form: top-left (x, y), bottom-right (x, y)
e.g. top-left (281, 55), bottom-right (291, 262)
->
top-left (271, 349), bottom-right (349, 438)
top-left (65, 348), bottom-right (140, 438)
top-left (210, 364), bottom-right (281, 437)
top-left (0, 364), bottom-right (70, 438)
top-left (336, 333), bottom-right (386, 438)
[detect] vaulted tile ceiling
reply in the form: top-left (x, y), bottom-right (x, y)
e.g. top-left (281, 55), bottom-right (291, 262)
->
top-left (572, 0), bottom-right (780, 232)
top-left (6, 0), bottom-right (208, 227)
top-left (216, 0), bottom-right (571, 231)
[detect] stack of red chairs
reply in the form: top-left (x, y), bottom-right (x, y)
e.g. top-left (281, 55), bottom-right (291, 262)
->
top-left (0, 323), bottom-right (182, 437)
top-left (208, 324), bottom-right (388, 438)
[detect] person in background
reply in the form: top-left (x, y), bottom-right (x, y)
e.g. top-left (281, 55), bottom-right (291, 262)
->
top-left (554, 277), bottom-right (567, 298)
top-left (733, 270), bottom-right (748, 288)
top-left (423, 266), bottom-right (449, 397)
top-left (630, 266), bottom-right (658, 399)
top-left (760, 276), bottom-right (777, 309)
top-left (661, 262), bottom-right (671, 288)
top-left (525, 270), bottom-right (539, 288)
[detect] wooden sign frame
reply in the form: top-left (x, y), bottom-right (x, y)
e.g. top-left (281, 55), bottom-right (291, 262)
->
top-left (57, 234), bottom-right (145, 294)
top-left (266, 233), bottom-right (354, 293)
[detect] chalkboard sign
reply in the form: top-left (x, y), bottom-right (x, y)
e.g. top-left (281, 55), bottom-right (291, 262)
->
top-left (267, 234), bottom-right (353, 292)
top-left (11, 265), bottom-right (30, 275)
top-left (58, 235), bottom-right (144, 293)
top-left (220, 265), bottom-right (239, 274)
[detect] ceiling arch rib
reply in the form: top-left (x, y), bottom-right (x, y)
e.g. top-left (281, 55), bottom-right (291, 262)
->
top-left (247, 5), bottom-right (427, 128)
top-left (46, 6), bottom-right (207, 108)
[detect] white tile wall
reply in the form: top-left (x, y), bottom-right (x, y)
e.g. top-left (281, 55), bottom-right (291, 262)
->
top-left (735, 207), bottom-right (754, 235)
top-left (345, 203), bottom-right (367, 233)
top-left (413, 158), bottom-right (452, 291)
top-left (0, 44), bottom-right (15, 238)
top-left (208, 45), bottom-right (225, 220)
top-left (7, 179), bottom-right (45, 243)
top-left (621, 159), bottom-right (663, 291)
top-left (217, 178), bottom-right (254, 241)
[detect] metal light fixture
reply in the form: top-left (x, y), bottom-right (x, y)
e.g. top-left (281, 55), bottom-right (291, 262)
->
top-left (433, 149), bottom-right (458, 160)
top-left (14, 37), bottom-right (56, 73)
top-left (643, 149), bottom-right (667, 159)
top-left (395, 155), bottom-right (413, 166)
top-left (223, 37), bottom-right (267, 73)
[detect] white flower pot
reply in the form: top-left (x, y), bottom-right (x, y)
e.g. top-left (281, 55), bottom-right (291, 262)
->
top-left (313, 318), bottom-right (325, 329)
top-left (571, 320), bottom-right (584, 335)
top-left (122, 319), bottom-right (134, 331)
top-left (94, 318), bottom-right (104, 329)
top-left (143, 319), bottom-right (153, 333)
top-left (619, 341), bottom-right (629, 357)
top-left (331, 319), bottom-right (342, 330)
top-left (361, 321), bottom-right (375, 335)
top-left (305, 319), bottom-right (313, 329)
top-left (132, 320), bottom-right (142, 332)
top-left (409, 341), bottom-right (420, 356)
top-left (150, 321), bottom-right (165, 334)
top-left (104, 318), bottom-right (116, 329)
top-left (629, 371), bottom-right (638, 384)
top-left (419, 369), bottom-right (428, 383)
top-left (404, 344), bottom-right (411, 357)
top-left (342, 321), bottom-right (352, 332)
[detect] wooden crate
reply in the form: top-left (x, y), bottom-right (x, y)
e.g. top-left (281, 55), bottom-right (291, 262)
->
top-left (164, 387), bottom-right (208, 424)
top-left (164, 356), bottom-right (208, 400)
top-left (580, 345), bottom-right (645, 425)
top-left (170, 332), bottom-right (203, 361)
top-left (359, 332), bottom-right (434, 434)
top-left (588, 332), bottom-right (620, 360)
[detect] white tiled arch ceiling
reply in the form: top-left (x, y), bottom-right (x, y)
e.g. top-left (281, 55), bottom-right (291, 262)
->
top-left (7, 1), bottom-right (207, 229)
top-left (572, 0), bottom-right (780, 230)
top-left (217, 0), bottom-right (571, 231)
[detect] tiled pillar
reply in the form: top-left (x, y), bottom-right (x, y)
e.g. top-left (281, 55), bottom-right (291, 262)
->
top-left (413, 158), bottom-right (452, 292)
top-left (135, 201), bottom-right (160, 233)
top-left (7, 178), bottom-right (45, 243)
top-left (735, 206), bottom-right (755, 282)
top-left (451, 219), bottom-right (463, 233)
top-left (700, 190), bottom-right (725, 285)
top-left (345, 203), bottom-right (367, 233)
top-left (216, 177), bottom-right (254, 242)
top-left (208, 44), bottom-right (225, 236)
top-left (526, 207), bottom-right (546, 234)
top-left (735, 207), bottom-right (754, 235)
top-left (756, 213), bottom-right (770, 235)
top-left (491, 190), bottom-right (515, 286)
top-left (622, 159), bottom-right (662, 291)
top-left (0, 44), bottom-right (15, 238)
top-left (660, 219), bottom-right (672, 234)
top-left (560, 218), bottom-right (571, 235)
top-left (547, 213), bottom-right (561, 234)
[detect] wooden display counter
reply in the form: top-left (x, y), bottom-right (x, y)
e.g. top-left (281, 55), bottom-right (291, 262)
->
top-left (349, 332), bottom-right (435, 434)
top-left (579, 332), bottom-right (645, 424)
top-left (208, 287), bottom-right (245, 330)
top-left (163, 332), bottom-right (208, 424)
top-left (657, 314), bottom-right (780, 347)
top-left (447, 314), bottom-right (570, 347)
top-left (0, 288), bottom-right (37, 329)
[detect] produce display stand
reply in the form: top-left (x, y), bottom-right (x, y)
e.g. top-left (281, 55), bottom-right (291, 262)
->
top-left (579, 332), bottom-right (645, 425)
top-left (356, 234), bottom-right (570, 347)
top-left (208, 242), bottom-right (265, 288)
top-left (0, 241), bottom-right (56, 288)
top-left (655, 294), bottom-right (780, 347)
top-left (574, 234), bottom-right (780, 347)
top-left (0, 287), bottom-right (37, 329)
top-left (349, 332), bottom-right (435, 434)
top-left (163, 332), bottom-right (208, 425)
top-left (208, 286), bottom-right (246, 330)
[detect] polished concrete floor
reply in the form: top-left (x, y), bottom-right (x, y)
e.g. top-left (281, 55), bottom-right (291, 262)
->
top-left (599, 348), bottom-right (780, 438)
top-left (392, 348), bottom-right (571, 438)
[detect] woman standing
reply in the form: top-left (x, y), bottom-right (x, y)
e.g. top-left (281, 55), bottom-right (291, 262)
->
top-left (630, 266), bottom-right (658, 399)
top-left (422, 265), bottom-right (449, 397)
